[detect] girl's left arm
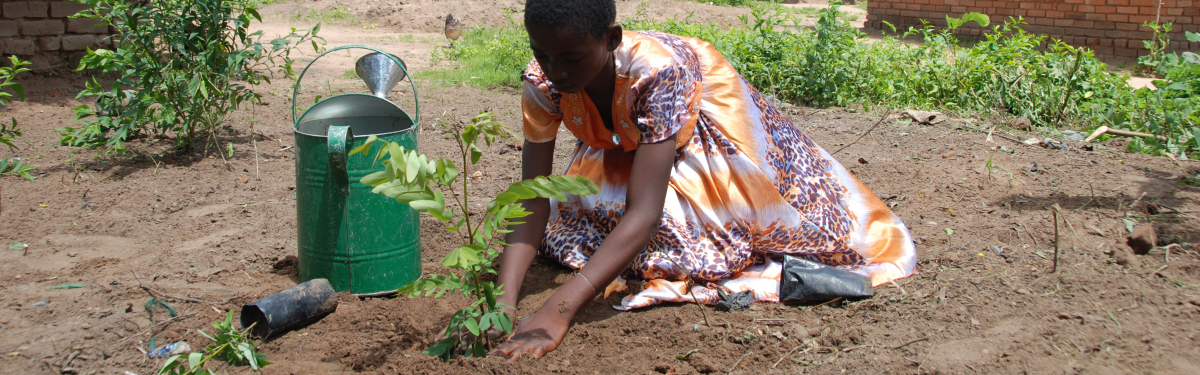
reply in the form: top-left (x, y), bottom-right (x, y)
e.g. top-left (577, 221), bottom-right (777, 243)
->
top-left (493, 134), bottom-right (678, 361)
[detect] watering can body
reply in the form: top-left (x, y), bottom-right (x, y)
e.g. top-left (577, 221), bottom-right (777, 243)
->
top-left (292, 46), bottom-right (421, 295)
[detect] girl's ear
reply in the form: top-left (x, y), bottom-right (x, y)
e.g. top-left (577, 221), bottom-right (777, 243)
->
top-left (605, 23), bottom-right (623, 51)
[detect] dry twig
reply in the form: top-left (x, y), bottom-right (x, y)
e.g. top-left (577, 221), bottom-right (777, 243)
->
top-left (130, 269), bottom-right (229, 305)
top-left (831, 110), bottom-right (891, 156)
top-left (116, 312), bottom-right (199, 346)
top-left (891, 337), bottom-right (930, 350)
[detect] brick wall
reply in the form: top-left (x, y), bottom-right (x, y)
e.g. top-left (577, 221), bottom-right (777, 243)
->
top-left (1, 0), bottom-right (109, 71)
top-left (866, 0), bottom-right (1200, 58)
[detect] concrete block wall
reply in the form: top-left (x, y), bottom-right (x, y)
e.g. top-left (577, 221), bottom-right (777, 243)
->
top-left (0, 0), bottom-right (110, 71)
top-left (866, 0), bottom-right (1200, 59)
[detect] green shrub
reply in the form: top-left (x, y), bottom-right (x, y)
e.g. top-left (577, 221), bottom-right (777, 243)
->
top-left (60, 0), bottom-right (324, 152)
top-left (0, 56), bottom-right (30, 151)
top-left (433, 1), bottom-right (1200, 157)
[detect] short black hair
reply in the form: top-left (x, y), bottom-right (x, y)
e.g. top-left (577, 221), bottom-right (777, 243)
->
top-left (524, 0), bottom-right (616, 39)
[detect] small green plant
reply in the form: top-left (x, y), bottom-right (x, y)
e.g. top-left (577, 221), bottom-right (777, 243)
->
top-left (61, 0), bottom-right (324, 152)
top-left (1138, 21), bottom-right (1173, 75)
top-left (156, 311), bottom-right (270, 375)
top-left (944, 227), bottom-right (954, 248)
top-left (0, 55), bottom-right (29, 148)
top-left (0, 157), bottom-right (35, 180)
top-left (353, 112), bottom-right (598, 359)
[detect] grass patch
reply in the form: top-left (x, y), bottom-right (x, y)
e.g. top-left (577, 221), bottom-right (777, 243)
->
top-left (416, 26), bottom-right (532, 87)
top-left (289, 7), bottom-right (359, 26)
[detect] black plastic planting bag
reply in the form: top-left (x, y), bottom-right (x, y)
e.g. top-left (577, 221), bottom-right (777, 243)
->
top-left (779, 255), bottom-right (874, 302)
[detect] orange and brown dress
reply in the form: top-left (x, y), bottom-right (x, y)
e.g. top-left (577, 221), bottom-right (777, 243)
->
top-left (521, 30), bottom-right (916, 310)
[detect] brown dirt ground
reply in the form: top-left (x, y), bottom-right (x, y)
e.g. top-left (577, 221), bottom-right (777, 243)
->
top-left (2, 1), bottom-right (1200, 374)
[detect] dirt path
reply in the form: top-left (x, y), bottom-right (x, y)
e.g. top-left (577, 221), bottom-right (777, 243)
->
top-left (1, 1), bottom-right (1198, 374)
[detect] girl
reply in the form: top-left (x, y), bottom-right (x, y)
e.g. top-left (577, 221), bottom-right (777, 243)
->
top-left (493, 0), bottom-right (916, 361)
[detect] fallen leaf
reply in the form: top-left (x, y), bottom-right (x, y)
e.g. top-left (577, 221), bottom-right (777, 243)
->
top-left (238, 176), bottom-right (249, 184)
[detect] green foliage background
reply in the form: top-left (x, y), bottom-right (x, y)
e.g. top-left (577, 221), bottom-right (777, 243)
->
top-left (423, 2), bottom-right (1200, 158)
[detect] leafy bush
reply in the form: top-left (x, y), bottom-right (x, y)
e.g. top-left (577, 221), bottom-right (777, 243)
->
top-left (354, 112), bottom-right (598, 359)
top-left (60, 0), bottom-right (324, 152)
top-left (0, 55), bottom-right (33, 180)
top-left (436, 1), bottom-right (1199, 157)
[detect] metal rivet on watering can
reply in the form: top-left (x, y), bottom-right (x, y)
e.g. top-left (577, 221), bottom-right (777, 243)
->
top-left (291, 46), bottom-right (422, 296)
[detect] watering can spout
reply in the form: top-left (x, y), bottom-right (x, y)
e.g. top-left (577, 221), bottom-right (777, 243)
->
top-left (356, 52), bottom-right (407, 100)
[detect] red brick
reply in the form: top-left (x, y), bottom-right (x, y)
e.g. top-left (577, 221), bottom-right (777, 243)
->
top-left (1139, 6), bottom-right (1159, 15)
top-left (1039, 3), bottom-right (1054, 10)
top-left (1097, 5), bottom-right (1117, 12)
top-left (1019, 2), bottom-right (1035, 9)
top-left (1086, 0), bottom-right (1106, 4)
top-left (1108, 14), bottom-right (1130, 21)
top-left (1056, 3), bottom-right (1075, 11)
top-left (1067, 0), bottom-right (1086, 3)
top-left (1116, 6), bottom-right (1139, 14)
top-left (1048, 10), bottom-right (1067, 17)
top-left (1108, 0), bottom-right (1130, 6)
top-left (1079, 4), bottom-right (1096, 12)
top-left (1075, 20), bottom-right (1095, 28)
top-left (1028, 9), bottom-right (1046, 17)
top-left (1100, 38), bottom-right (1114, 46)
top-left (1055, 19), bottom-right (1075, 27)
top-left (1116, 22), bottom-right (1139, 30)
top-left (1108, 30), bottom-right (1130, 38)
top-left (1067, 12), bottom-right (1087, 19)
top-left (1166, 8), bottom-right (1183, 16)
top-left (1094, 21), bottom-right (1116, 29)
top-left (1129, 0), bottom-right (1155, 6)
top-left (934, 5), bottom-right (950, 12)
top-left (1086, 12), bottom-right (1108, 20)
top-left (1129, 15), bottom-right (1155, 23)
top-left (1129, 31), bottom-right (1152, 40)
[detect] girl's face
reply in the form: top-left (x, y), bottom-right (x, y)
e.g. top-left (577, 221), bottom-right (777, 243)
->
top-left (526, 23), bottom-right (621, 94)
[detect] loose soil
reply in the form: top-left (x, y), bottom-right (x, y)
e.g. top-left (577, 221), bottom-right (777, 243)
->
top-left (2, 1), bottom-right (1199, 374)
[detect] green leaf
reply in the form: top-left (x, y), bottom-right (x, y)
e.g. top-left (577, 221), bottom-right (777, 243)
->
top-left (463, 317), bottom-right (480, 336)
top-left (348, 135), bottom-right (377, 156)
top-left (494, 191), bottom-right (519, 208)
top-left (188, 352), bottom-right (203, 370)
top-left (437, 158), bottom-right (459, 185)
top-left (408, 199), bottom-right (444, 213)
top-left (360, 171), bottom-right (389, 186)
top-left (423, 337), bottom-right (455, 358)
top-left (470, 144), bottom-right (483, 164)
top-left (10, 82), bottom-right (24, 101)
top-left (506, 183), bottom-right (537, 199)
top-left (405, 151), bottom-right (421, 183)
top-left (521, 178), bottom-right (566, 201)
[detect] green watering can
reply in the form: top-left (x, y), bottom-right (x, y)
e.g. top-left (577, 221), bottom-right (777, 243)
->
top-left (292, 46), bottom-right (421, 295)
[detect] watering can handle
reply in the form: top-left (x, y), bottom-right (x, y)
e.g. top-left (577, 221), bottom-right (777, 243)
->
top-left (327, 125), bottom-right (353, 189)
top-left (291, 45), bottom-right (420, 128)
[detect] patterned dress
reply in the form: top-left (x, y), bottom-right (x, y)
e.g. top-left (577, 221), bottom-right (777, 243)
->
top-left (521, 30), bottom-right (916, 310)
